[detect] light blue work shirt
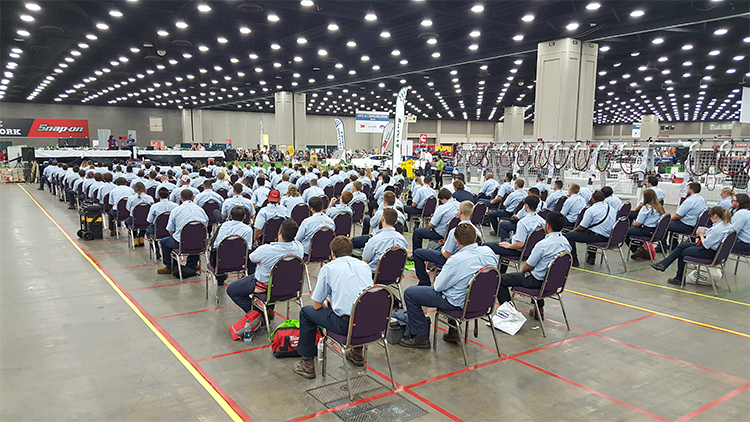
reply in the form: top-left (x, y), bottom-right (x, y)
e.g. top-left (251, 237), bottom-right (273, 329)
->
top-left (270, 172), bottom-right (283, 187)
top-left (170, 186), bottom-right (200, 204)
top-left (731, 209), bottom-right (750, 244)
top-left (393, 174), bottom-right (405, 185)
top-left (330, 174), bottom-right (345, 185)
top-left (480, 179), bottom-right (500, 196)
top-left (342, 181), bottom-right (354, 193)
top-left (221, 195), bottom-right (256, 218)
top-left (413, 185), bottom-right (437, 209)
top-left (327, 203), bottom-right (353, 220)
top-left (496, 182), bottom-right (513, 198)
top-left (351, 191), bottom-right (367, 203)
top-left (144, 179), bottom-right (160, 190)
top-left (296, 175), bottom-right (310, 189)
top-left (166, 201), bottom-right (209, 242)
top-left (310, 256), bottom-right (373, 316)
top-left (604, 195), bottom-right (623, 210)
top-left (374, 181), bottom-right (393, 203)
top-left (156, 181), bottom-right (177, 193)
top-left (535, 181), bottom-right (548, 192)
top-left (430, 199), bottom-right (461, 237)
top-left (109, 185), bottom-right (135, 206)
top-left (213, 180), bottom-right (232, 193)
top-left (129, 177), bottom-right (147, 189)
top-left (317, 177), bottom-right (332, 190)
top-left (302, 186), bottom-right (325, 203)
top-left (527, 232), bottom-right (572, 280)
top-left (281, 195), bottom-right (305, 210)
top-left (636, 205), bottom-right (663, 228)
top-left (98, 183), bottom-right (115, 203)
top-left (378, 198), bottom-right (404, 211)
top-left (718, 197), bottom-right (732, 210)
top-left (362, 227), bottom-right (408, 273)
top-left (147, 199), bottom-right (178, 224)
top-left (358, 176), bottom-right (372, 188)
top-left (511, 213), bottom-right (545, 244)
top-left (579, 187), bottom-right (593, 203)
top-left (516, 201), bottom-right (542, 219)
top-left (275, 181), bottom-right (291, 196)
top-left (371, 206), bottom-right (406, 236)
top-left (676, 193), bottom-right (707, 227)
top-left (638, 187), bottom-right (665, 204)
top-left (194, 190), bottom-right (224, 207)
top-left (189, 176), bottom-right (206, 189)
top-left (249, 241), bottom-right (304, 285)
top-left (701, 221), bottom-right (734, 251)
top-left (544, 189), bottom-right (566, 211)
top-left (126, 193), bottom-right (154, 213)
top-left (503, 189), bottom-right (527, 211)
top-left (434, 244), bottom-right (498, 308)
top-left (443, 221), bottom-right (482, 255)
top-left (254, 204), bottom-right (289, 230)
top-left (580, 201), bottom-right (616, 237)
top-left (295, 212), bottom-right (335, 254)
top-left (212, 220), bottom-right (254, 249)
top-left (561, 193), bottom-right (587, 223)
top-left (252, 186), bottom-right (271, 208)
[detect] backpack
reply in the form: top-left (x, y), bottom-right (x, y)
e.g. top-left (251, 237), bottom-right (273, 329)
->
top-left (270, 319), bottom-right (324, 358)
top-left (229, 310), bottom-right (264, 341)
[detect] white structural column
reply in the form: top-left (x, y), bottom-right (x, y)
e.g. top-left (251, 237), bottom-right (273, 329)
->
top-left (533, 38), bottom-right (598, 141)
top-left (181, 109), bottom-right (204, 145)
top-left (640, 115), bottom-right (659, 140)
top-left (275, 92), bottom-right (294, 149)
top-left (293, 93), bottom-right (307, 150)
top-left (503, 107), bottom-right (525, 142)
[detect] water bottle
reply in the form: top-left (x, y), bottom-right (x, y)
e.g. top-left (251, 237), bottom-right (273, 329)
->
top-left (242, 319), bottom-right (253, 343)
top-left (317, 340), bottom-right (324, 362)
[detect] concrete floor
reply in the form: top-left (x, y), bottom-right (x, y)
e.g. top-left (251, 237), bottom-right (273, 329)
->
top-left (1, 182), bottom-right (748, 422)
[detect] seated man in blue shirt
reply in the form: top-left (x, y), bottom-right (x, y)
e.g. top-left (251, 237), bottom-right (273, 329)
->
top-left (400, 224), bottom-right (498, 347)
top-left (560, 183), bottom-right (587, 227)
top-left (145, 188), bottom-right (179, 258)
top-left (403, 175), bottom-right (435, 225)
top-left (362, 208), bottom-right (408, 273)
top-left (564, 190), bottom-right (617, 267)
top-left (451, 179), bottom-right (474, 203)
top-left (228, 218), bottom-right (303, 320)
top-left (412, 188), bottom-right (460, 251)
top-left (293, 236), bottom-right (373, 378)
top-left (209, 206), bottom-right (254, 286)
top-left (301, 178), bottom-right (325, 204)
top-left (253, 189), bottom-right (289, 244)
top-left (413, 201), bottom-right (480, 286)
top-left (487, 178), bottom-right (527, 235)
top-left (295, 196), bottom-right (335, 256)
top-left (485, 195), bottom-right (546, 273)
top-left (535, 175), bottom-right (548, 193)
top-left (158, 189), bottom-right (209, 275)
top-left (498, 211), bottom-right (572, 320)
top-left (496, 188), bottom-right (541, 240)
top-left (668, 182), bottom-right (707, 250)
top-left (352, 191), bottom-right (406, 249)
top-left (217, 183), bottom-right (256, 223)
top-left (477, 173), bottom-right (500, 200)
top-left (326, 191), bottom-right (354, 220)
top-left (542, 180), bottom-right (566, 212)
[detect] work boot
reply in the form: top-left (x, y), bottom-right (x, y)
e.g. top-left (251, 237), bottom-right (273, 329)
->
top-left (157, 267), bottom-right (171, 275)
top-left (345, 347), bottom-right (365, 366)
top-left (442, 327), bottom-right (460, 344)
top-left (529, 307), bottom-right (545, 321)
top-left (110, 229), bottom-right (117, 237)
top-left (293, 358), bottom-right (316, 379)
top-left (67, 205), bottom-right (76, 210)
top-left (399, 334), bottom-right (430, 349)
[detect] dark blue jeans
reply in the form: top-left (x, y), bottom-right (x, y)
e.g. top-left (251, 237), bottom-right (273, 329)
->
top-left (564, 230), bottom-right (607, 266)
top-left (412, 227), bottom-right (442, 251)
top-left (657, 242), bottom-right (715, 280)
top-left (413, 248), bottom-right (446, 286)
top-left (498, 272), bottom-right (545, 308)
top-left (626, 225), bottom-right (655, 252)
top-left (361, 217), bottom-right (372, 235)
top-left (225, 264), bottom-right (261, 312)
top-left (497, 221), bottom-right (516, 242)
top-left (733, 240), bottom-right (750, 254)
top-left (484, 242), bottom-right (522, 273)
top-left (403, 205), bottom-right (422, 219)
top-left (352, 235), bottom-right (370, 249)
top-left (297, 306), bottom-right (349, 360)
top-left (488, 210), bottom-right (509, 233)
top-left (404, 286), bottom-right (460, 337)
top-left (160, 235), bottom-right (200, 270)
top-left (668, 220), bottom-right (695, 250)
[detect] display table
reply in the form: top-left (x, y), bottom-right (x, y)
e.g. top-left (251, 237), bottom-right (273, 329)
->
top-left (35, 149), bottom-right (132, 164)
top-left (136, 150), bottom-right (224, 164)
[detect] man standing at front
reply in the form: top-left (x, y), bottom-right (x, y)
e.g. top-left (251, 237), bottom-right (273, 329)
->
top-left (399, 224), bottom-right (498, 347)
top-left (293, 236), bottom-right (373, 378)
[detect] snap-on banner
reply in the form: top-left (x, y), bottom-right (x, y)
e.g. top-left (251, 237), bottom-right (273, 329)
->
top-left (0, 118), bottom-right (89, 137)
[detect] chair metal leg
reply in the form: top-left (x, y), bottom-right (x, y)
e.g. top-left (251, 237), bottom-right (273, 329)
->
top-left (382, 340), bottom-right (396, 389)
top-left (432, 314), bottom-right (439, 350)
top-left (722, 264), bottom-right (732, 293)
top-left (454, 320), bottom-right (469, 366)
top-left (680, 263), bottom-right (688, 288)
top-left (487, 315), bottom-right (501, 358)
top-left (304, 264), bottom-right (313, 294)
top-left (532, 299), bottom-right (546, 338)
top-left (176, 254), bottom-right (183, 281)
top-left (617, 247), bottom-right (627, 272)
top-left (707, 266), bottom-right (719, 296)
top-left (340, 346), bottom-right (353, 401)
top-left (205, 271), bottom-right (210, 299)
top-left (558, 294), bottom-right (570, 331)
top-left (321, 337), bottom-right (328, 379)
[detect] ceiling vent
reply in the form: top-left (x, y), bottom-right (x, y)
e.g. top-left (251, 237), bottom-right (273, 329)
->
top-left (237, 3), bottom-right (264, 13)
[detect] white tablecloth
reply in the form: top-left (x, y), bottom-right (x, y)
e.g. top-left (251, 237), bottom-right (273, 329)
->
top-left (137, 151), bottom-right (182, 156)
top-left (84, 150), bottom-right (132, 158)
top-left (181, 151), bottom-right (225, 158)
top-left (35, 150), bottom-right (82, 158)
top-left (35, 149), bottom-right (133, 159)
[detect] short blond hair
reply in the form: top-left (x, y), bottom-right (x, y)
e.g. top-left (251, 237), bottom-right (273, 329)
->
top-left (459, 201), bottom-right (474, 217)
top-left (569, 183), bottom-right (580, 194)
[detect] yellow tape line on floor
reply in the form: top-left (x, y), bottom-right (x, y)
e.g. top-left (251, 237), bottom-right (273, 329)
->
top-left (567, 289), bottom-right (750, 338)
top-left (572, 267), bottom-right (750, 307)
top-left (19, 186), bottom-right (244, 422)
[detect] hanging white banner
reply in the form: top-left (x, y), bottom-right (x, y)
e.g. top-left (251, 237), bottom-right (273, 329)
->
top-left (355, 110), bottom-right (390, 133)
top-left (334, 117), bottom-right (346, 150)
top-left (381, 121), bottom-right (395, 153)
top-left (391, 87), bottom-right (408, 170)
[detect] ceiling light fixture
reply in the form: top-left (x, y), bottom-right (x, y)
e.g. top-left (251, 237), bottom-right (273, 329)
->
top-left (586, 2), bottom-right (601, 10)
top-left (630, 10), bottom-right (645, 17)
top-left (318, 49), bottom-right (327, 55)
top-left (365, 11), bottom-right (377, 21)
top-left (300, 0), bottom-right (314, 6)
top-left (267, 13), bottom-right (280, 22)
top-left (25, 3), bottom-right (41, 11)
top-left (20, 14), bottom-right (34, 22)
top-left (176, 20), bottom-right (188, 28)
top-left (512, 35), bottom-right (524, 41)
top-left (347, 39), bottom-right (357, 47)
top-left (421, 18), bottom-right (432, 27)
top-left (157, 30), bottom-right (169, 36)
top-left (217, 37), bottom-right (228, 43)
top-left (522, 14), bottom-right (534, 22)
top-left (197, 4), bottom-right (211, 12)
top-left (297, 36), bottom-right (307, 44)
top-left (239, 27), bottom-right (251, 34)
top-left (566, 22), bottom-right (579, 31)
top-left (328, 23), bottom-right (339, 30)
top-left (271, 43), bottom-right (281, 50)
top-left (652, 37), bottom-right (664, 44)
top-left (471, 4), bottom-right (484, 13)
top-left (97, 23), bottom-right (109, 30)
top-left (714, 28), bottom-right (727, 35)
top-left (109, 10), bottom-right (123, 17)
top-left (380, 30), bottom-right (391, 38)
top-left (427, 38), bottom-right (437, 44)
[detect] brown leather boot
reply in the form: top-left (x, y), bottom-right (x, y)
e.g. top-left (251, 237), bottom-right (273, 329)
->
top-left (293, 358), bottom-right (316, 379)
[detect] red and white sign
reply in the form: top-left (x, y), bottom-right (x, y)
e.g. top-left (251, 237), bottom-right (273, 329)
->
top-left (419, 134), bottom-right (427, 143)
top-left (28, 118), bottom-right (89, 137)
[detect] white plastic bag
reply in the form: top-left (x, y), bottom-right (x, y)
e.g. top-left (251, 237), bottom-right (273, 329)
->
top-left (491, 302), bottom-right (526, 335)
top-left (687, 268), bottom-right (722, 285)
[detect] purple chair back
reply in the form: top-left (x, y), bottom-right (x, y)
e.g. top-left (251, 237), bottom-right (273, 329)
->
top-left (539, 252), bottom-right (573, 297)
top-left (333, 212), bottom-right (352, 237)
top-left (471, 202), bottom-right (487, 226)
top-left (710, 231), bottom-right (738, 266)
top-left (651, 213), bottom-right (672, 243)
top-left (459, 267), bottom-right (501, 319)
top-left (210, 235), bottom-right (249, 274)
top-left (394, 221), bottom-right (404, 234)
top-left (350, 201), bottom-right (366, 225)
top-left (420, 196), bottom-right (438, 219)
top-left (541, 190), bottom-right (548, 202)
top-left (490, 187), bottom-right (499, 199)
top-left (334, 181), bottom-right (345, 197)
top-left (696, 210), bottom-right (711, 232)
top-left (246, 176), bottom-right (255, 188)
top-left (319, 195), bottom-right (330, 209)
top-left (362, 184), bottom-right (372, 198)
top-left (374, 246), bottom-right (408, 286)
top-left (617, 201), bottom-right (631, 219)
top-left (300, 182), bottom-right (310, 193)
top-left (261, 217), bottom-right (285, 245)
top-left (116, 198), bottom-right (130, 221)
top-left (147, 186), bottom-right (156, 198)
top-left (178, 221), bottom-right (207, 255)
top-left (264, 255), bottom-right (305, 303)
top-left (446, 216), bottom-right (460, 237)
top-left (216, 188), bottom-right (229, 199)
top-left (291, 203), bottom-right (311, 226)
top-left (101, 194), bottom-right (111, 212)
top-left (605, 217), bottom-right (629, 248)
top-left (574, 205), bottom-right (589, 227)
top-left (203, 200), bottom-right (221, 225)
top-left (323, 185), bottom-right (334, 199)
top-left (307, 227), bottom-right (335, 263)
top-left (512, 200), bottom-right (525, 215)
top-left (553, 196), bottom-right (567, 212)
top-left (230, 174), bottom-right (239, 184)
top-left (329, 285), bottom-right (394, 348)
top-left (153, 212), bottom-right (171, 240)
top-left (91, 188), bottom-right (100, 203)
top-left (242, 192), bottom-right (252, 200)
top-left (521, 227), bottom-right (546, 260)
top-left (131, 203), bottom-right (151, 229)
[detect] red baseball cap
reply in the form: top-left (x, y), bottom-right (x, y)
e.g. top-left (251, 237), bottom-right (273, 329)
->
top-left (268, 189), bottom-right (280, 202)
